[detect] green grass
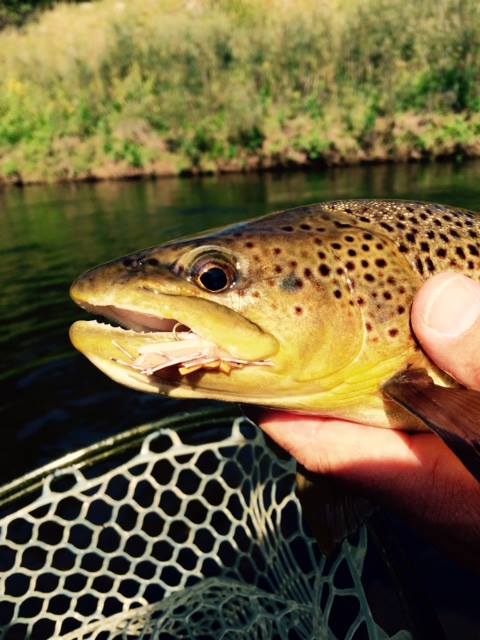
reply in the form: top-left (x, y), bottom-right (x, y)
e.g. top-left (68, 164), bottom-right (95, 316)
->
top-left (1, 0), bottom-right (480, 183)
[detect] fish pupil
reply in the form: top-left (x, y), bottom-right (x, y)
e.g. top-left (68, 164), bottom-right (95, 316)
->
top-left (199, 266), bottom-right (229, 292)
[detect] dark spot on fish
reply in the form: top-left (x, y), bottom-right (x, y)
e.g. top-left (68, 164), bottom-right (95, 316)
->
top-left (336, 267), bottom-right (343, 275)
top-left (450, 229), bottom-right (460, 238)
top-left (366, 322), bottom-right (373, 332)
top-left (346, 261), bottom-right (355, 271)
top-left (420, 242), bottom-right (429, 252)
top-left (146, 257), bottom-right (159, 266)
top-left (361, 244), bottom-right (370, 252)
top-left (274, 265), bottom-right (283, 274)
top-left (387, 276), bottom-right (396, 285)
top-left (344, 235), bottom-right (355, 243)
top-left (375, 258), bottom-right (387, 268)
top-left (319, 264), bottom-right (330, 277)
top-left (397, 305), bottom-right (405, 315)
top-left (273, 247), bottom-right (282, 255)
top-left (363, 233), bottom-right (373, 240)
top-left (348, 249), bottom-right (357, 257)
top-left (295, 306), bottom-right (303, 315)
top-left (426, 257), bottom-right (435, 272)
top-left (468, 244), bottom-right (479, 256)
top-left (318, 251), bottom-right (326, 260)
top-left (252, 291), bottom-right (260, 298)
top-left (357, 297), bottom-right (365, 305)
top-left (361, 259), bottom-right (369, 267)
top-left (364, 274), bottom-right (375, 282)
top-left (399, 244), bottom-right (408, 253)
top-left (304, 267), bottom-right (312, 278)
top-left (281, 226), bottom-right (294, 232)
top-left (289, 260), bottom-right (298, 268)
top-left (469, 260), bottom-right (475, 269)
top-left (334, 221), bottom-right (352, 229)
top-left (380, 222), bottom-right (393, 232)
top-left (316, 227), bottom-right (326, 232)
top-left (436, 247), bottom-right (447, 258)
top-left (281, 275), bottom-right (303, 291)
top-left (334, 289), bottom-right (342, 299)
top-left (359, 216), bottom-right (370, 223)
top-left (376, 243), bottom-right (384, 250)
top-left (415, 257), bottom-right (424, 275)
top-left (389, 328), bottom-right (399, 337)
top-left (300, 223), bottom-right (312, 230)
top-left (245, 241), bottom-right (254, 249)
top-left (469, 230), bottom-right (478, 239)
top-left (427, 230), bottom-right (435, 239)
top-left (383, 291), bottom-right (392, 300)
top-left (456, 247), bottom-right (466, 260)
top-left (331, 242), bottom-right (342, 250)
top-left (406, 233), bottom-right (416, 243)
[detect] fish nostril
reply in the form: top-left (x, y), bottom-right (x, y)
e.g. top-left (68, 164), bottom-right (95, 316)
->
top-left (122, 256), bottom-right (144, 269)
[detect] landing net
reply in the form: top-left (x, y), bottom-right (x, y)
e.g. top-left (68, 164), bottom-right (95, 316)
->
top-left (0, 407), bottom-right (410, 639)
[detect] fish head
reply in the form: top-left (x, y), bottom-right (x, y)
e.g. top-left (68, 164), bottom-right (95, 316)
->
top-left (70, 204), bottom-right (418, 414)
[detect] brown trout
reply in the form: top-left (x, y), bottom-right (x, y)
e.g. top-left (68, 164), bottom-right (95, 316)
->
top-left (70, 199), bottom-right (480, 488)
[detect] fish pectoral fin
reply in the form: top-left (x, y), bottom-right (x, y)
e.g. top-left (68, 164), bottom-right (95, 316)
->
top-left (295, 466), bottom-right (376, 555)
top-left (383, 368), bottom-right (480, 482)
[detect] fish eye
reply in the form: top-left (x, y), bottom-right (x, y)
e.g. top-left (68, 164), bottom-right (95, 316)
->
top-left (175, 246), bottom-right (238, 293)
top-left (195, 261), bottom-right (235, 293)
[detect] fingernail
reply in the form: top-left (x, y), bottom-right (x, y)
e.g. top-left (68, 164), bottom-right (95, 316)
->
top-left (423, 275), bottom-right (480, 336)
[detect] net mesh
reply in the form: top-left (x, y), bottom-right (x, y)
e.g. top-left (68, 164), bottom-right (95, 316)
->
top-left (0, 408), bottom-right (410, 640)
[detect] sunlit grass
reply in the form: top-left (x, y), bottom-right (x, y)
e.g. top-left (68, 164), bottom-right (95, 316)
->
top-left (1, 0), bottom-right (479, 182)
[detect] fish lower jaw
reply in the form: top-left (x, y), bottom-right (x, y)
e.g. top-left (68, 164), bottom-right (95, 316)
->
top-left (69, 318), bottom-right (272, 384)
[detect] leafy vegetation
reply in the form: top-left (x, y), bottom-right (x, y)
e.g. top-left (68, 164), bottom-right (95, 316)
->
top-left (1, 0), bottom-right (480, 183)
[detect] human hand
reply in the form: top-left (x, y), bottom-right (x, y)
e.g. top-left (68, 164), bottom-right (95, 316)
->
top-left (258, 272), bottom-right (480, 569)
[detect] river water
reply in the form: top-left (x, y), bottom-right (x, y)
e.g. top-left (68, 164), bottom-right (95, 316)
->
top-left (1, 162), bottom-right (480, 635)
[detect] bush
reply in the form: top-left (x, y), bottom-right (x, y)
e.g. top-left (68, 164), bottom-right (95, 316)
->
top-left (0, 0), bottom-right (479, 182)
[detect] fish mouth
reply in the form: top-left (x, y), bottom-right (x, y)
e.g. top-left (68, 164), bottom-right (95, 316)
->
top-left (69, 286), bottom-right (279, 397)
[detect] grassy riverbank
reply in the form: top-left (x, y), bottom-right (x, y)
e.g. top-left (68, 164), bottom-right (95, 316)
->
top-left (1, 0), bottom-right (480, 184)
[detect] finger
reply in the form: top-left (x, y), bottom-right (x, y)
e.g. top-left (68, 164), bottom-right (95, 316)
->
top-left (411, 272), bottom-right (480, 390)
top-left (258, 411), bottom-right (439, 478)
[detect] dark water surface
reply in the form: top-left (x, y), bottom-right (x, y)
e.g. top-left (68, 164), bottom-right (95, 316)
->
top-left (1, 162), bottom-right (480, 635)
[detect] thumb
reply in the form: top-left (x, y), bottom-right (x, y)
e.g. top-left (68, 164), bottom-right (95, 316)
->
top-left (411, 272), bottom-right (480, 390)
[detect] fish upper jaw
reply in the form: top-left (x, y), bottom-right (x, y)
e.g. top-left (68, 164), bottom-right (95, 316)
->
top-left (70, 275), bottom-right (279, 365)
